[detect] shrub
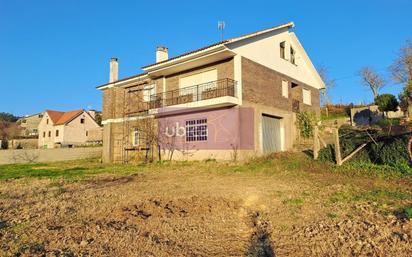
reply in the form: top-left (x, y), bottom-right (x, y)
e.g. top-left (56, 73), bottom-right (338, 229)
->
top-left (317, 126), bottom-right (412, 174)
top-left (296, 112), bottom-right (316, 138)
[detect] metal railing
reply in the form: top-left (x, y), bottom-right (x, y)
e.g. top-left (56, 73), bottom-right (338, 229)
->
top-left (147, 78), bottom-right (237, 109)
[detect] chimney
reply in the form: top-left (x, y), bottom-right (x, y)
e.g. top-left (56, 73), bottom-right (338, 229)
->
top-left (87, 110), bottom-right (96, 119)
top-left (109, 57), bottom-right (118, 82)
top-left (156, 46), bottom-right (168, 63)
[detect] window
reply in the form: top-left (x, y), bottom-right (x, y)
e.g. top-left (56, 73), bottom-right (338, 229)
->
top-left (280, 41), bottom-right (286, 59)
top-left (303, 89), bottom-right (311, 105)
top-left (185, 119), bottom-right (207, 142)
top-left (55, 130), bottom-right (59, 137)
top-left (22, 119), bottom-right (26, 123)
top-left (80, 118), bottom-right (85, 124)
top-left (290, 47), bottom-right (296, 65)
top-left (46, 119), bottom-right (49, 124)
top-left (38, 114), bottom-right (43, 118)
top-left (33, 129), bottom-right (38, 133)
top-left (143, 84), bottom-right (156, 102)
top-left (86, 131), bottom-right (88, 137)
top-left (43, 131), bottom-right (46, 138)
top-left (281, 80), bottom-right (288, 98)
top-left (132, 128), bottom-right (139, 146)
top-left (48, 131), bottom-right (51, 137)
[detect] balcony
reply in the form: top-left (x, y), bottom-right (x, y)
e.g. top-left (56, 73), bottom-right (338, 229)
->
top-left (147, 78), bottom-right (238, 114)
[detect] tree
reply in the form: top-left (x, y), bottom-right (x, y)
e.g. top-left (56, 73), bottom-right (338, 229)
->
top-left (374, 94), bottom-right (399, 117)
top-left (0, 112), bottom-right (19, 122)
top-left (390, 40), bottom-right (412, 118)
top-left (317, 65), bottom-right (336, 106)
top-left (94, 112), bottom-right (102, 126)
top-left (359, 67), bottom-right (385, 99)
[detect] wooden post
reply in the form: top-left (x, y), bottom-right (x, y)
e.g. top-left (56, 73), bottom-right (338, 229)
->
top-left (333, 128), bottom-right (342, 166)
top-left (313, 126), bottom-right (320, 160)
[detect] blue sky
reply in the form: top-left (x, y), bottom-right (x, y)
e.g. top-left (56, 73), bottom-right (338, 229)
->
top-left (1, 0), bottom-right (411, 116)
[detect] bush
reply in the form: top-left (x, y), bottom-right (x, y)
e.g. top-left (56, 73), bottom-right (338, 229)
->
top-left (296, 112), bottom-right (316, 138)
top-left (318, 126), bottom-right (412, 174)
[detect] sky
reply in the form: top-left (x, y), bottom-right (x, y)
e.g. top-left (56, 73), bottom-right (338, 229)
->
top-left (1, 0), bottom-right (411, 116)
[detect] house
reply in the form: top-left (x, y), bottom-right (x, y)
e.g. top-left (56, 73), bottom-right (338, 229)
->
top-left (16, 112), bottom-right (44, 137)
top-left (97, 22), bottom-right (324, 163)
top-left (38, 109), bottom-right (102, 148)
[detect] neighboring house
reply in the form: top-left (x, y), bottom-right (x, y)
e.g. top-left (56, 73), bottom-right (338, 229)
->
top-left (97, 22), bottom-right (325, 163)
top-left (16, 112), bottom-right (44, 137)
top-left (38, 109), bottom-right (102, 148)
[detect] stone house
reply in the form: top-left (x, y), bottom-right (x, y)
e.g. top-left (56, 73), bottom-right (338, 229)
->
top-left (96, 22), bottom-right (324, 163)
top-left (16, 112), bottom-right (44, 137)
top-left (38, 109), bottom-right (102, 148)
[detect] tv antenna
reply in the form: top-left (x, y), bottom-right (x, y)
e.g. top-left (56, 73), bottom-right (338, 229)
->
top-left (218, 21), bottom-right (225, 40)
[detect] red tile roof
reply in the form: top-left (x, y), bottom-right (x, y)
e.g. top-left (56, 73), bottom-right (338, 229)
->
top-left (46, 109), bottom-right (84, 125)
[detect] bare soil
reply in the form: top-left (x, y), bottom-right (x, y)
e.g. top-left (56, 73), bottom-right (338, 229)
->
top-left (0, 154), bottom-right (411, 256)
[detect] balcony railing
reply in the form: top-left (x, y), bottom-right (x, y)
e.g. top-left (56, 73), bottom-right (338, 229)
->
top-left (147, 78), bottom-right (237, 109)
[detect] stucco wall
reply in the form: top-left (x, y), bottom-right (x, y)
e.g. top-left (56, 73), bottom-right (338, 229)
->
top-left (227, 28), bottom-right (323, 89)
top-left (0, 147), bottom-right (102, 165)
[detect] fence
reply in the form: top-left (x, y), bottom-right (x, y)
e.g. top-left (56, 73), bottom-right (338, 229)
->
top-left (0, 147), bottom-right (102, 165)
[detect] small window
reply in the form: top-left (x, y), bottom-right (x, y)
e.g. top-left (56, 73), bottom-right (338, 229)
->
top-left (33, 129), bottom-right (38, 133)
top-left (86, 131), bottom-right (88, 137)
top-left (55, 130), bottom-right (59, 137)
top-left (280, 41), bottom-right (286, 59)
top-left (43, 131), bottom-right (46, 138)
top-left (80, 118), bottom-right (85, 124)
top-left (46, 119), bottom-right (49, 124)
top-left (186, 119), bottom-right (207, 142)
top-left (38, 114), bottom-right (43, 118)
top-left (22, 119), bottom-right (26, 123)
top-left (48, 131), bottom-right (51, 137)
top-left (132, 128), bottom-right (139, 146)
top-left (303, 89), bottom-right (311, 105)
top-left (281, 80), bottom-right (288, 98)
top-left (290, 47), bottom-right (296, 65)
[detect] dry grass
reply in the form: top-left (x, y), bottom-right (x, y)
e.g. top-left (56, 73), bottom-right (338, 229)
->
top-left (0, 153), bottom-right (411, 256)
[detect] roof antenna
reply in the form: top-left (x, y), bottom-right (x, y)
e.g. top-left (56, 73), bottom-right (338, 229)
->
top-left (218, 21), bottom-right (225, 41)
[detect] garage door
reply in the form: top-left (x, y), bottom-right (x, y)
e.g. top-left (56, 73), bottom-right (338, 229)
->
top-left (262, 115), bottom-right (282, 154)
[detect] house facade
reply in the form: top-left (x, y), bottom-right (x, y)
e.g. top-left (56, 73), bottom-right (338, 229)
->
top-left (38, 109), bottom-right (102, 148)
top-left (16, 112), bottom-right (44, 137)
top-left (97, 22), bottom-right (324, 163)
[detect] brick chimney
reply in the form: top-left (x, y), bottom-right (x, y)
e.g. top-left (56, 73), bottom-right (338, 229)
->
top-left (109, 57), bottom-right (118, 82)
top-left (156, 46), bottom-right (168, 63)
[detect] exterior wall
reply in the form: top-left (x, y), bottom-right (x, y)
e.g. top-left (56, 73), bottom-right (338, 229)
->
top-left (165, 58), bottom-right (234, 91)
top-left (38, 112), bottom-right (101, 149)
top-left (0, 147), bottom-right (102, 165)
top-left (62, 112), bottom-right (101, 145)
top-left (242, 57), bottom-right (320, 116)
top-left (227, 29), bottom-right (323, 90)
top-left (38, 113), bottom-right (58, 148)
top-left (17, 113), bottom-right (43, 137)
top-left (242, 101), bottom-right (295, 153)
top-left (8, 138), bottom-right (38, 149)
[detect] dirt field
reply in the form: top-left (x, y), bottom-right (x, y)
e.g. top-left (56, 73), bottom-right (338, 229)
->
top-left (0, 153), bottom-right (411, 256)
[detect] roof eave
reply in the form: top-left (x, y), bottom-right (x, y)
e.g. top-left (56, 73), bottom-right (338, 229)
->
top-left (96, 73), bottom-right (148, 90)
top-left (142, 44), bottom-right (227, 73)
